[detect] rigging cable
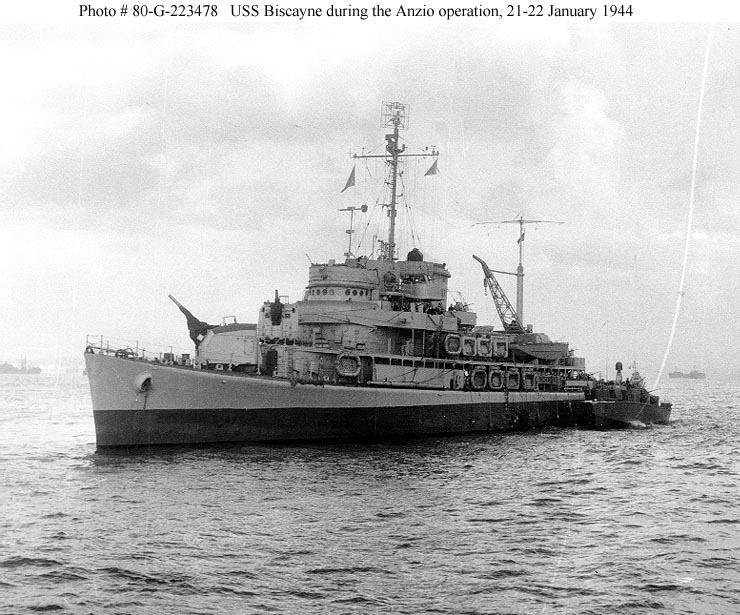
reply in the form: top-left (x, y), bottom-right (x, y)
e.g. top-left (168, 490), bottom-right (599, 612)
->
top-left (355, 155), bottom-right (387, 255)
top-left (399, 163), bottom-right (422, 254)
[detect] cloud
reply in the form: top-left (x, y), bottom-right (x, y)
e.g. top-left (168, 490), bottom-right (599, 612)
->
top-left (2, 21), bottom-right (740, 377)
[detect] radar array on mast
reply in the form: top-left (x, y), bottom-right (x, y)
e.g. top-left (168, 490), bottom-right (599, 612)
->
top-left (348, 102), bottom-right (439, 261)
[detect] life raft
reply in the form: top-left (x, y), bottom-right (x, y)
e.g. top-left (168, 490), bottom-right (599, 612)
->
top-left (506, 369), bottom-right (520, 390)
top-left (470, 367), bottom-right (488, 390)
top-left (522, 371), bottom-right (538, 391)
top-left (443, 334), bottom-right (461, 356)
top-left (488, 369), bottom-right (503, 390)
top-left (335, 353), bottom-right (361, 378)
top-left (476, 337), bottom-right (492, 358)
top-left (461, 336), bottom-right (477, 357)
top-left (493, 339), bottom-right (508, 358)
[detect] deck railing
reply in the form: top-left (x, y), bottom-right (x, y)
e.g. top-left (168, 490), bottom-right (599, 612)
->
top-left (84, 335), bottom-right (192, 366)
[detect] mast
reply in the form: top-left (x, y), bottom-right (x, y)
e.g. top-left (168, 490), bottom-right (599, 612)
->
top-left (352, 102), bottom-right (438, 261)
top-left (386, 110), bottom-right (402, 258)
top-left (338, 204), bottom-right (368, 258)
top-left (475, 215), bottom-right (563, 323)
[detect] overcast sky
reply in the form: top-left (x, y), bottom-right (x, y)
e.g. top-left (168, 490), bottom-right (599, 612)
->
top-left (1, 7), bottom-right (738, 384)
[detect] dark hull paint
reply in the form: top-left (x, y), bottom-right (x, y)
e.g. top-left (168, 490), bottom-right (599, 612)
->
top-left (586, 400), bottom-right (672, 429)
top-left (86, 353), bottom-right (670, 447)
top-left (86, 352), bottom-right (595, 447)
top-left (93, 400), bottom-right (589, 447)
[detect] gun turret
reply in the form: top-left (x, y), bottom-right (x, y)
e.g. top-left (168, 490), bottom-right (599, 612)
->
top-left (168, 294), bottom-right (215, 347)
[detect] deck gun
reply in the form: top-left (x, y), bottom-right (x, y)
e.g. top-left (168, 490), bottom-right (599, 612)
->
top-left (168, 294), bottom-right (215, 347)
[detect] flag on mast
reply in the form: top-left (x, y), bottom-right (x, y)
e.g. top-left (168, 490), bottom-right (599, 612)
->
top-left (340, 165), bottom-right (356, 193)
top-left (424, 159), bottom-right (439, 176)
top-left (517, 228), bottom-right (525, 244)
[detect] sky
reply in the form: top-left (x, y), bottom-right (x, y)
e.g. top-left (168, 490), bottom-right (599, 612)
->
top-left (1, 4), bottom-right (739, 385)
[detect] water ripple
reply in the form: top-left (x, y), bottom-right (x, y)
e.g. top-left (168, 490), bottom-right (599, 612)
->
top-left (1, 376), bottom-right (740, 614)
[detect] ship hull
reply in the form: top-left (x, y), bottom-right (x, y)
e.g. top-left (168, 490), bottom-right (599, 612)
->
top-left (85, 352), bottom-right (588, 447)
top-left (584, 400), bottom-right (672, 429)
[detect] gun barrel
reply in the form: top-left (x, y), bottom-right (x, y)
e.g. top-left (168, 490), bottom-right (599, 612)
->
top-left (168, 294), bottom-right (185, 310)
top-left (168, 294), bottom-right (213, 346)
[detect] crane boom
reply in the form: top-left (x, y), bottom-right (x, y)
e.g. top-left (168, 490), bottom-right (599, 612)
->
top-left (474, 215), bottom-right (563, 322)
top-left (472, 255), bottom-right (524, 333)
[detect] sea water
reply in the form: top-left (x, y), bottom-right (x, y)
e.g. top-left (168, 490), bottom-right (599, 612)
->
top-left (1, 373), bottom-right (738, 614)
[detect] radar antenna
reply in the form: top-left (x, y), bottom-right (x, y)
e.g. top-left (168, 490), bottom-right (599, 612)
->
top-left (474, 215), bottom-right (563, 323)
top-left (350, 102), bottom-right (438, 261)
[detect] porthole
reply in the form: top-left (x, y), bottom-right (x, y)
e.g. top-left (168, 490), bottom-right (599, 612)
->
top-left (352, 289), bottom-right (357, 296)
top-left (322, 289), bottom-right (327, 295)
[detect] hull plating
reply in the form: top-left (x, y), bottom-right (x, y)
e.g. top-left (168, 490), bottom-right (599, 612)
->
top-left (85, 353), bottom-right (587, 447)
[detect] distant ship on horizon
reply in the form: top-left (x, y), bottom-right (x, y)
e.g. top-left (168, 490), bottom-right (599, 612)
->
top-left (668, 369), bottom-right (706, 380)
top-left (0, 358), bottom-right (41, 375)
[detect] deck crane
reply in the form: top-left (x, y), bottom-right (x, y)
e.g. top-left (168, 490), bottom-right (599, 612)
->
top-left (472, 255), bottom-right (525, 333)
top-left (474, 215), bottom-right (564, 323)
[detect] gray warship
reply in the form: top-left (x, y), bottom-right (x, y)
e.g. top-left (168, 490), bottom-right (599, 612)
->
top-left (84, 102), bottom-right (670, 446)
top-left (0, 358), bottom-right (41, 374)
top-left (668, 369), bottom-right (706, 379)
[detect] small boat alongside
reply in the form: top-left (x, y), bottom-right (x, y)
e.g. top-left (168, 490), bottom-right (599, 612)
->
top-left (580, 363), bottom-right (671, 429)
